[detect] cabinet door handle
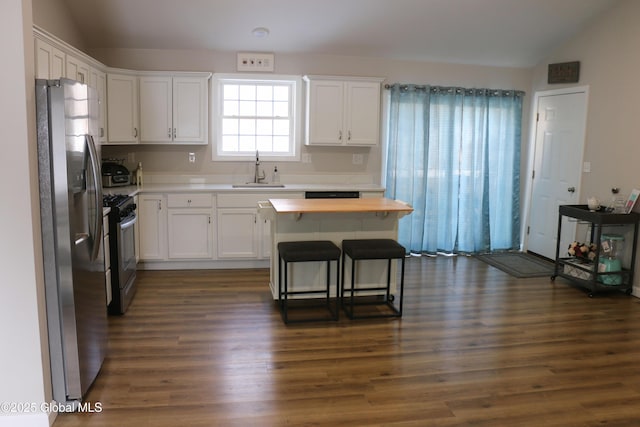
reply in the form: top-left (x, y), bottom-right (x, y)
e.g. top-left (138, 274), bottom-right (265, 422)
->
top-left (173, 128), bottom-right (177, 139)
top-left (158, 200), bottom-right (162, 210)
top-left (134, 127), bottom-right (138, 138)
top-left (168, 128), bottom-right (172, 137)
top-left (568, 187), bottom-right (576, 193)
top-left (348, 130), bottom-right (351, 141)
top-left (338, 130), bottom-right (342, 140)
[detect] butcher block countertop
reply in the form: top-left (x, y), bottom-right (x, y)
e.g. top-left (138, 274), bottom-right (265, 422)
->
top-left (268, 197), bottom-right (413, 214)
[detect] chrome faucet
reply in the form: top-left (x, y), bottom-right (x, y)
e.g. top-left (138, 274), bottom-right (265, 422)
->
top-left (254, 150), bottom-right (266, 183)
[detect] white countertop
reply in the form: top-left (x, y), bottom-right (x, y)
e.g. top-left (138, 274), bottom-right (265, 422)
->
top-left (103, 183), bottom-right (385, 197)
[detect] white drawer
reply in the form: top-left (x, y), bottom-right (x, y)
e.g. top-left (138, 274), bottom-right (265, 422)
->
top-left (167, 193), bottom-right (213, 208)
top-left (217, 192), bottom-right (303, 208)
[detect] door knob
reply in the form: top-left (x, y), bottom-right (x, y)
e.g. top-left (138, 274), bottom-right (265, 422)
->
top-left (567, 187), bottom-right (576, 193)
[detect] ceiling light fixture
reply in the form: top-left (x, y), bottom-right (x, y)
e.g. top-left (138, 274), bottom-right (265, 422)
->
top-left (251, 27), bottom-right (270, 38)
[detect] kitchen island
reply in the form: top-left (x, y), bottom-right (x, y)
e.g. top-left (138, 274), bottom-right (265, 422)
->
top-left (260, 197), bottom-right (413, 299)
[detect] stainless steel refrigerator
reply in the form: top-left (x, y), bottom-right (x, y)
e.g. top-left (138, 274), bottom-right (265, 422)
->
top-left (36, 78), bottom-right (107, 405)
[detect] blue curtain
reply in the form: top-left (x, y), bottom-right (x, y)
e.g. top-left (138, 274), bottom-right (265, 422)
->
top-left (385, 84), bottom-right (523, 255)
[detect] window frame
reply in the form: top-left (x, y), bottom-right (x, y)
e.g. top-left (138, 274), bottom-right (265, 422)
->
top-left (211, 73), bottom-right (302, 162)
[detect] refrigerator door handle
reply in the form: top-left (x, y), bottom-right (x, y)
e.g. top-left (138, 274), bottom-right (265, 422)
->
top-left (85, 135), bottom-right (103, 261)
top-left (75, 233), bottom-right (90, 245)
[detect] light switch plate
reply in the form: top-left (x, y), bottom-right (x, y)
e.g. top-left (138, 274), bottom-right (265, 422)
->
top-left (237, 52), bottom-right (275, 72)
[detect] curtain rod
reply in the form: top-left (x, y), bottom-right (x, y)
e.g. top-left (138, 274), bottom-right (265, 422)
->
top-left (384, 84), bottom-right (525, 96)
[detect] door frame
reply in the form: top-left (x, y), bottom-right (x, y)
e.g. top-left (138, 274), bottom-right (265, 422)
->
top-left (521, 85), bottom-right (590, 253)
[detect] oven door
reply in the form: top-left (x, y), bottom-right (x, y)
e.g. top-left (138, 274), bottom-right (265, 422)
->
top-left (118, 212), bottom-right (137, 307)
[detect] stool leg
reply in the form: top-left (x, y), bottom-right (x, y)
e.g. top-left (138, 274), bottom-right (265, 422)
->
top-left (283, 259), bottom-right (289, 323)
top-left (335, 259), bottom-right (340, 320)
top-left (350, 256), bottom-right (356, 319)
top-left (398, 256), bottom-right (405, 317)
top-left (386, 258), bottom-right (392, 302)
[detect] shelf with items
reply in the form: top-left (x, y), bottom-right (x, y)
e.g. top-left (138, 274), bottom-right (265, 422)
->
top-left (551, 205), bottom-right (639, 297)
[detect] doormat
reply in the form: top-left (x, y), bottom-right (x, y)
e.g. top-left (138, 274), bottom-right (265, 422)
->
top-left (474, 252), bottom-right (554, 278)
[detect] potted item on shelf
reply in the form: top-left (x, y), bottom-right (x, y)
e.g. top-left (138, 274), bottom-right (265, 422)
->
top-left (563, 241), bottom-right (597, 280)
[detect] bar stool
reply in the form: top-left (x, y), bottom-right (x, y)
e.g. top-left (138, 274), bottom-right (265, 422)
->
top-left (278, 240), bottom-right (341, 323)
top-left (341, 239), bottom-right (406, 319)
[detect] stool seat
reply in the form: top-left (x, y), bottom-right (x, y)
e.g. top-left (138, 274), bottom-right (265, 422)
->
top-left (342, 239), bottom-right (406, 260)
top-left (278, 240), bottom-right (341, 324)
top-left (278, 240), bottom-right (341, 262)
top-left (341, 238), bottom-right (406, 319)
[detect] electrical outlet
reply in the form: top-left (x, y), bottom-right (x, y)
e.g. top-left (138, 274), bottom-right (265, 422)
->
top-left (188, 152), bottom-right (196, 163)
top-left (237, 52), bottom-right (275, 72)
top-left (352, 154), bottom-right (364, 165)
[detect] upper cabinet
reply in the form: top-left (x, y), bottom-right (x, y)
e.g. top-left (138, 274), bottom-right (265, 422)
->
top-left (304, 76), bottom-right (384, 146)
top-left (66, 55), bottom-right (90, 85)
top-left (107, 73), bottom-right (139, 144)
top-left (35, 37), bottom-right (65, 80)
top-left (139, 75), bottom-right (209, 144)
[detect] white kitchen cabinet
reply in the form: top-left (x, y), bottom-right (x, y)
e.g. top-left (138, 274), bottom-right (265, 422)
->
top-left (107, 73), bottom-right (139, 144)
top-left (138, 194), bottom-right (167, 260)
top-left (166, 194), bottom-right (214, 259)
top-left (139, 75), bottom-right (209, 144)
top-left (66, 55), bottom-right (91, 84)
top-left (34, 37), bottom-right (65, 79)
top-left (217, 208), bottom-right (259, 259)
top-left (304, 76), bottom-right (384, 146)
top-left (217, 192), bottom-right (303, 259)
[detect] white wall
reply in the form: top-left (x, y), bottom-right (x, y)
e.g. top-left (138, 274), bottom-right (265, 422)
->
top-left (0, 0), bottom-right (51, 426)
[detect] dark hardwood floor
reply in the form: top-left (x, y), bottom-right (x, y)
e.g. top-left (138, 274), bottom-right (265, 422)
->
top-left (53, 256), bottom-right (640, 426)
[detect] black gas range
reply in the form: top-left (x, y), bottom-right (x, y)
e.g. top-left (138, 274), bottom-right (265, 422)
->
top-left (103, 194), bottom-right (137, 314)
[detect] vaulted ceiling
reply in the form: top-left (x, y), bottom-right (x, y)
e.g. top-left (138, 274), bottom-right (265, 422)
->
top-left (61, 0), bottom-right (618, 68)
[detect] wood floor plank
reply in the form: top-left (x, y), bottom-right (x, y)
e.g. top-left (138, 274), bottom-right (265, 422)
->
top-left (52, 256), bottom-right (640, 426)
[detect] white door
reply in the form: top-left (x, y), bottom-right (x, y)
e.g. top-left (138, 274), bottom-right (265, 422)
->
top-left (527, 89), bottom-right (588, 259)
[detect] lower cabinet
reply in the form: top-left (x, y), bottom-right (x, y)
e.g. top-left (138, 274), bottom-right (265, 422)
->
top-left (136, 190), bottom-right (312, 267)
top-left (167, 194), bottom-right (214, 259)
top-left (138, 194), bottom-right (167, 260)
top-left (216, 192), bottom-right (303, 260)
top-left (217, 208), bottom-right (260, 259)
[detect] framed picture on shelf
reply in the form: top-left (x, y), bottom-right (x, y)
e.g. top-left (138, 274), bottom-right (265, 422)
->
top-left (625, 188), bottom-right (640, 214)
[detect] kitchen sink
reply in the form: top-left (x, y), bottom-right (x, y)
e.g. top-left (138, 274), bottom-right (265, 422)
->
top-left (232, 182), bottom-right (285, 188)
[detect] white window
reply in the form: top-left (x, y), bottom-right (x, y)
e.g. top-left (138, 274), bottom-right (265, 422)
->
top-left (212, 74), bottom-right (302, 161)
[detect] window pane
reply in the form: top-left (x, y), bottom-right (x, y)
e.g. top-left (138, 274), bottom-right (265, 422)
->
top-left (223, 84), bottom-right (238, 99)
top-left (239, 85), bottom-right (256, 100)
top-left (273, 86), bottom-right (289, 101)
top-left (273, 101), bottom-right (289, 117)
top-left (273, 136), bottom-right (289, 152)
top-left (223, 100), bottom-right (238, 116)
top-left (273, 119), bottom-right (289, 136)
top-left (257, 135), bottom-right (273, 152)
top-left (256, 101), bottom-right (273, 117)
top-left (239, 135), bottom-right (256, 151)
top-left (256, 119), bottom-right (273, 135)
top-left (256, 86), bottom-right (272, 101)
top-left (222, 118), bottom-right (238, 135)
top-left (239, 118), bottom-right (256, 135)
top-left (239, 100), bottom-right (256, 116)
top-left (222, 135), bottom-right (238, 151)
